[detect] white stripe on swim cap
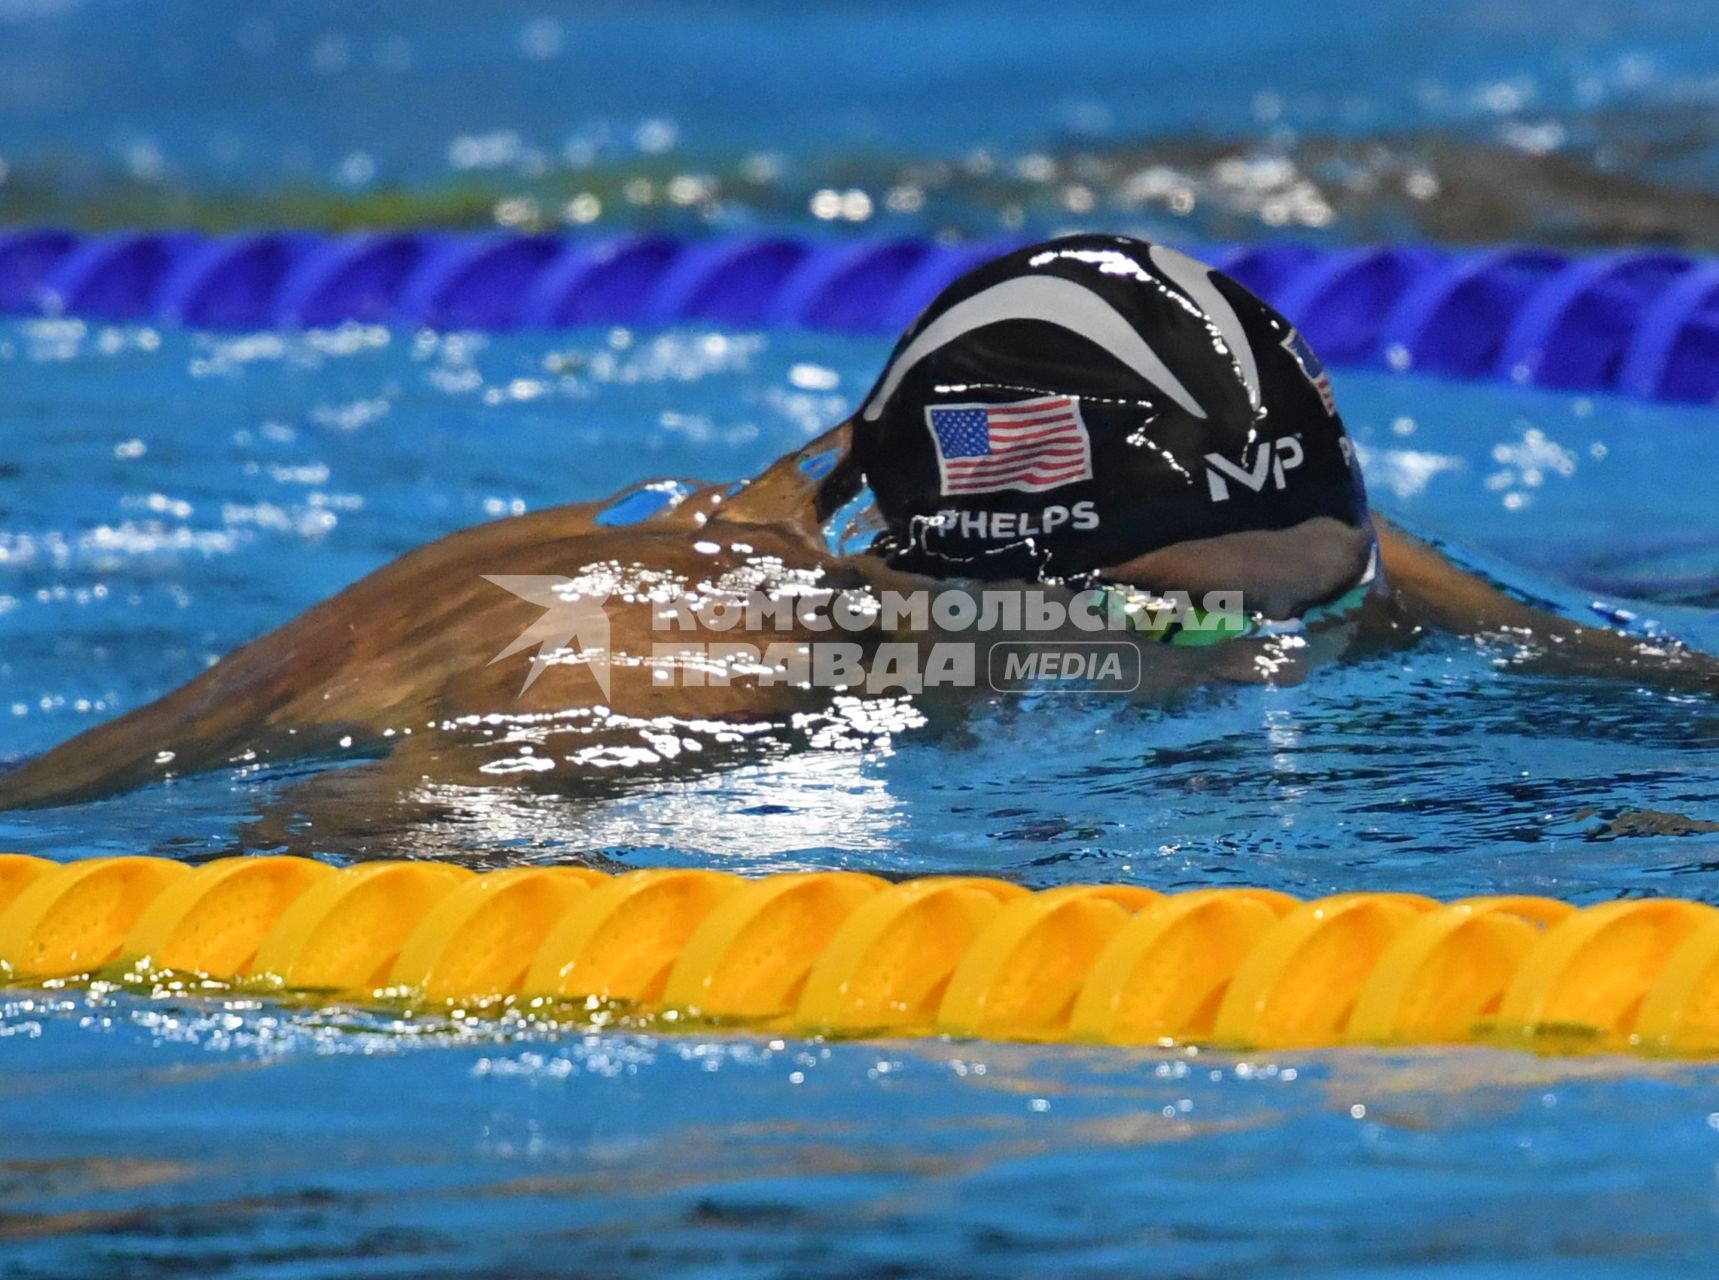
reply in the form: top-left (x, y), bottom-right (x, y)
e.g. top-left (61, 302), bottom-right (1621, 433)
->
top-left (1147, 244), bottom-right (1260, 412)
top-left (860, 275), bottom-right (1207, 422)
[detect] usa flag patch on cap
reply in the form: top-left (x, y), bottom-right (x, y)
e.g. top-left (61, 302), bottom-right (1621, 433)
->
top-left (925, 396), bottom-right (1094, 495)
top-left (1282, 329), bottom-right (1336, 416)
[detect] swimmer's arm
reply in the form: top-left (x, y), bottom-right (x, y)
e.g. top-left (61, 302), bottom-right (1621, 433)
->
top-left (0, 480), bottom-right (733, 811)
top-left (1374, 519), bottom-right (1719, 693)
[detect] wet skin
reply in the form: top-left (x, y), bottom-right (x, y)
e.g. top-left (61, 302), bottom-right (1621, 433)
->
top-left (0, 421), bottom-right (1713, 824)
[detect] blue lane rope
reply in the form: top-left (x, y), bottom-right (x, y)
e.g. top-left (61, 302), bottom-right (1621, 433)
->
top-left (0, 228), bottom-right (1716, 404)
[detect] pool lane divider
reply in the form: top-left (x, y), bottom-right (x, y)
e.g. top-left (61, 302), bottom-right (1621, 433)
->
top-left (5, 853), bottom-right (1719, 1056)
top-left (0, 229), bottom-right (1716, 404)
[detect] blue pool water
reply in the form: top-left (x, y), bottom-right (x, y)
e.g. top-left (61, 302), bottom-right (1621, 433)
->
top-left (2, 1), bottom-right (1719, 1275)
top-left (1, 319), bottom-right (1716, 883)
top-left (1, 316), bottom-right (1717, 1276)
top-left (0, 0), bottom-right (1714, 188)
top-left (5, 0), bottom-right (1719, 246)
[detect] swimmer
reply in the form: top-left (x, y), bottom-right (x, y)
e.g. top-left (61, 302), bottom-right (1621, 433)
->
top-left (0, 234), bottom-right (1712, 826)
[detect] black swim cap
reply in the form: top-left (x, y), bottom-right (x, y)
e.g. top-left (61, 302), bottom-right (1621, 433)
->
top-left (851, 234), bottom-right (1370, 580)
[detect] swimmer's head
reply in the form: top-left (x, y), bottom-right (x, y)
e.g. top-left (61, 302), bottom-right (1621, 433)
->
top-left (846, 235), bottom-right (1372, 588)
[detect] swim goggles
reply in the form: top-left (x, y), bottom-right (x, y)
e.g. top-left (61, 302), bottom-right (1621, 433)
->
top-left (1088, 541), bottom-right (1380, 648)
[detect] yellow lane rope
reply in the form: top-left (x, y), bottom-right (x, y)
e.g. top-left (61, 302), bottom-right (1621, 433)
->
top-left (2, 853), bottom-right (1716, 1056)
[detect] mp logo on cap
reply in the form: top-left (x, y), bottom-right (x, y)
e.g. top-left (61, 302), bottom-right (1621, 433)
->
top-left (1203, 436), bottom-right (1304, 502)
